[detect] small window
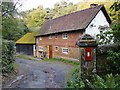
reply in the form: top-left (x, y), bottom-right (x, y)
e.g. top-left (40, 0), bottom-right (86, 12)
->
top-left (39, 46), bottom-right (43, 51)
top-left (62, 33), bottom-right (68, 39)
top-left (55, 34), bottom-right (58, 39)
top-left (100, 30), bottom-right (103, 34)
top-left (62, 48), bottom-right (68, 54)
top-left (39, 37), bottom-right (42, 40)
top-left (55, 46), bottom-right (58, 51)
top-left (49, 35), bottom-right (52, 39)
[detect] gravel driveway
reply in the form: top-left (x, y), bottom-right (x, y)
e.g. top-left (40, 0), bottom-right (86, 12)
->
top-left (4, 58), bottom-right (74, 88)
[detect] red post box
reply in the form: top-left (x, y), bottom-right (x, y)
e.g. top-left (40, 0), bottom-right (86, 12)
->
top-left (85, 47), bottom-right (92, 61)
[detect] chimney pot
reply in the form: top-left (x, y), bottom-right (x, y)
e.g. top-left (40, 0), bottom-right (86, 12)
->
top-left (90, 4), bottom-right (98, 8)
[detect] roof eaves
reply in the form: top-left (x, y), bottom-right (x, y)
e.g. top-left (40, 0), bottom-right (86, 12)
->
top-left (35, 28), bottom-right (85, 37)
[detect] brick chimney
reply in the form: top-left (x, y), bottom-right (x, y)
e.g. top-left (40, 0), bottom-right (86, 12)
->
top-left (90, 4), bottom-right (98, 8)
top-left (45, 16), bottom-right (52, 21)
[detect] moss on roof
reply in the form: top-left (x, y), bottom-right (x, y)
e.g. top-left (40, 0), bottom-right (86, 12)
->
top-left (16, 32), bottom-right (35, 44)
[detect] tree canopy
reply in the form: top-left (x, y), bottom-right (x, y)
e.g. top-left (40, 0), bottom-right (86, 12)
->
top-left (2, 0), bottom-right (119, 43)
top-left (2, 1), bottom-right (30, 41)
top-left (110, 1), bottom-right (120, 43)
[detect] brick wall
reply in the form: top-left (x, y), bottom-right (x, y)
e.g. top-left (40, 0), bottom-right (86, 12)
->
top-left (36, 30), bottom-right (83, 60)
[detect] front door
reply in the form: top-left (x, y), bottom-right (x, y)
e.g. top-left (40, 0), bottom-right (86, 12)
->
top-left (49, 45), bottom-right (53, 58)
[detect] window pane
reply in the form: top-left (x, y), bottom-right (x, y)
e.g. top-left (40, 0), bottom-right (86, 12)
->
top-left (62, 48), bottom-right (68, 54)
top-left (62, 33), bottom-right (68, 39)
top-left (55, 34), bottom-right (58, 39)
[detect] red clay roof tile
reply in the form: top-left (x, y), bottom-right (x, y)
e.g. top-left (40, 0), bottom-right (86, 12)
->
top-left (36, 5), bottom-right (111, 36)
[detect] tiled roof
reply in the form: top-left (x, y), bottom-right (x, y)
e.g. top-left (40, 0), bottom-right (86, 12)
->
top-left (16, 32), bottom-right (35, 44)
top-left (36, 5), bottom-right (111, 36)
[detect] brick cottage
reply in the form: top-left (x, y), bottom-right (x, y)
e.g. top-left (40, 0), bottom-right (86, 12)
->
top-left (35, 4), bottom-right (111, 61)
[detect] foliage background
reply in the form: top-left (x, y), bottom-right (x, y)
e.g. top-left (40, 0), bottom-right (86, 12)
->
top-left (2, 40), bottom-right (15, 74)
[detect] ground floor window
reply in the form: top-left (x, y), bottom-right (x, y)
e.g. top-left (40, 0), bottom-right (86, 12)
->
top-left (62, 48), bottom-right (68, 54)
top-left (39, 46), bottom-right (43, 51)
top-left (55, 46), bottom-right (59, 51)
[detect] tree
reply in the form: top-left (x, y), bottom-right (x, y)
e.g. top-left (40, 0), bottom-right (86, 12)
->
top-left (51, 1), bottom-right (77, 18)
top-left (24, 5), bottom-right (47, 28)
top-left (2, 1), bottom-right (30, 41)
top-left (110, 1), bottom-right (120, 43)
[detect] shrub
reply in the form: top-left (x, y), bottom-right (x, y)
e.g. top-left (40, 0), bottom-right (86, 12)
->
top-left (87, 74), bottom-right (120, 88)
top-left (67, 67), bottom-right (85, 88)
top-left (67, 67), bottom-right (120, 88)
top-left (2, 40), bottom-right (15, 74)
top-left (107, 50), bottom-right (120, 74)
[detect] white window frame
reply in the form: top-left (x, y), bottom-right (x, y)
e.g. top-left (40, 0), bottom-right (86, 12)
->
top-left (62, 33), bottom-right (68, 39)
top-left (39, 46), bottom-right (43, 51)
top-left (33, 45), bottom-right (36, 51)
top-left (55, 46), bottom-right (59, 51)
top-left (62, 48), bottom-right (68, 54)
top-left (39, 37), bottom-right (42, 40)
top-left (49, 35), bottom-right (52, 39)
top-left (55, 34), bottom-right (58, 39)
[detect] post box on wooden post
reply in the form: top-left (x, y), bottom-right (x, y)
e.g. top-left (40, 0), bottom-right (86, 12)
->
top-left (76, 34), bottom-right (98, 79)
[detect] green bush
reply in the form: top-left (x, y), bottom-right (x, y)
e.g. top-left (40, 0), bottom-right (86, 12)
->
top-left (2, 40), bottom-right (15, 73)
top-left (107, 50), bottom-right (120, 74)
top-left (67, 67), bottom-right (120, 88)
top-left (87, 74), bottom-right (120, 88)
top-left (67, 67), bottom-right (85, 88)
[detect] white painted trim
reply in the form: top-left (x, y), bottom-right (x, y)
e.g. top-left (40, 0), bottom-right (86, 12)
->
top-left (62, 47), bottom-right (68, 54)
top-left (85, 10), bottom-right (110, 38)
top-left (62, 33), bottom-right (68, 39)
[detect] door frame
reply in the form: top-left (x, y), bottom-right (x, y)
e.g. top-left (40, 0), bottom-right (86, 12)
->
top-left (49, 45), bottom-right (53, 59)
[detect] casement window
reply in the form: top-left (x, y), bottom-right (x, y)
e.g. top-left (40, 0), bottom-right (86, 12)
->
top-left (39, 46), bottom-right (43, 51)
top-left (49, 35), bottom-right (52, 39)
top-left (55, 34), bottom-right (58, 39)
top-left (62, 33), bottom-right (68, 39)
top-left (62, 48), bottom-right (68, 54)
top-left (100, 30), bottom-right (104, 34)
top-left (39, 37), bottom-right (42, 40)
top-left (55, 46), bottom-right (59, 51)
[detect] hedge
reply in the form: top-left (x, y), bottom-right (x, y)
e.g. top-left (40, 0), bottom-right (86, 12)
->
top-left (2, 40), bottom-right (15, 73)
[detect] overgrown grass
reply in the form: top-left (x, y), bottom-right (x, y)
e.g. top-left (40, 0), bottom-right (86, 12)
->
top-left (67, 66), bottom-right (120, 88)
top-left (16, 54), bottom-right (80, 66)
top-left (44, 58), bottom-right (79, 65)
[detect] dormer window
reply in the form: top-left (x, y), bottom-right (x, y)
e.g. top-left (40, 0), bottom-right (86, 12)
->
top-left (62, 33), bottom-right (68, 39)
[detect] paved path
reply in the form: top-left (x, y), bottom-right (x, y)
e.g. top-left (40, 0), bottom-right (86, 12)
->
top-left (4, 58), bottom-right (74, 88)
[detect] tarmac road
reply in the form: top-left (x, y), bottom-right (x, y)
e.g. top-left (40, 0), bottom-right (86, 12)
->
top-left (4, 58), bottom-right (74, 88)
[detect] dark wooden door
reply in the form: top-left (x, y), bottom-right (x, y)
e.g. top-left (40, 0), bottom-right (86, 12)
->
top-left (49, 45), bottom-right (53, 58)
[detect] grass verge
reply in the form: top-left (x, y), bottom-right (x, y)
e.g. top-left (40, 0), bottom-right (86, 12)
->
top-left (16, 54), bottom-right (80, 65)
top-left (15, 54), bottom-right (37, 60)
top-left (44, 58), bottom-right (79, 65)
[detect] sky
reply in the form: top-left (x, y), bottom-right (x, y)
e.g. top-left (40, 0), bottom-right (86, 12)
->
top-left (19, 0), bottom-right (82, 11)
top-left (15, 0), bottom-right (114, 11)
